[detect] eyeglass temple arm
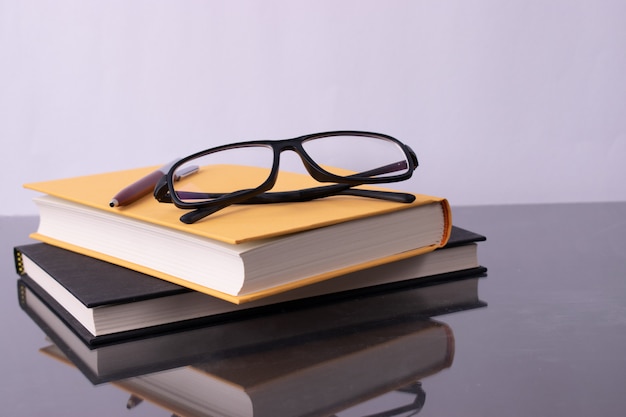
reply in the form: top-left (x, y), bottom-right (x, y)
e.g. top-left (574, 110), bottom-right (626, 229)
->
top-left (176, 159), bottom-right (416, 223)
top-left (337, 188), bottom-right (416, 202)
top-left (175, 159), bottom-right (415, 204)
top-left (159, 181), bottom-right (413, 207)
top-left (179, 186), bottom-right (416, 224)
top-left (173, 159), bottom-right (412, 202)
top-left (241, 183), bottom-right (416, 204)
top-left (353, 160), bottom-right (411, 178)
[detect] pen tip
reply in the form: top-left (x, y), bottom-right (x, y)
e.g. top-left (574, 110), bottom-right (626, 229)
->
top-left (109, 199), bottom-right (118, 208)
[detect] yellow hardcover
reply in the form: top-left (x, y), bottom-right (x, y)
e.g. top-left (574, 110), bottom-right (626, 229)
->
top-left (24, 165), bottom-right (451, 245)
top-left (24, 165), bottom-right (452, 303)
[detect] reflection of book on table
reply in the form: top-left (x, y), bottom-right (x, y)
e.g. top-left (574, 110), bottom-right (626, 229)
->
top-left (22, 274), bottom-right (485, 385)
top-left (14, 226), bottom-right (485, 346)
top-left (24, 164), bottom-right (452, 303)
top-left (40, 314), bottom-right (454, 417)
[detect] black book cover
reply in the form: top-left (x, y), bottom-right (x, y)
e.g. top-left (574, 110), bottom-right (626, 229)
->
top-left (14, 242), bottom-right (188, 307)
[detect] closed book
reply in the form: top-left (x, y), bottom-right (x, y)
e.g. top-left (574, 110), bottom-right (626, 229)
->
top-left (41, 315), bottom-right (452, 417)
top-left (102, 319), bottom-right (453, 417)
top-left (14, 226), bottom-right (485, 344)
top-left (24, 165), bottom-right (451, 303)
top-left (20, 274), bottom-right (486, 384)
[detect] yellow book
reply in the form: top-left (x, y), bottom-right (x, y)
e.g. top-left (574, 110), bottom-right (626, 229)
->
top-left (24, 165), bottom-right (451, 304)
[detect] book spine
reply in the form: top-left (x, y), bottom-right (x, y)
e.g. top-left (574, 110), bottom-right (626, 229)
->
top-left (18, 280), bottom-right (27, 308)
top-left (14, 248), bottom-right (25, 275)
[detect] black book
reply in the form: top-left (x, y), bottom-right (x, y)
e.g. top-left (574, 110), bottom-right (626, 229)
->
top-left (20, 272), bottom-right (487, 385)
top-left (41, 316), bottom-right (451, 417)
top-left (14, 226), bottom-right (486, 345)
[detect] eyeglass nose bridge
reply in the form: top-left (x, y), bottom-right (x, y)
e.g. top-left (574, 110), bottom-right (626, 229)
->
top-left (271, 140), bottom-right (336, 183)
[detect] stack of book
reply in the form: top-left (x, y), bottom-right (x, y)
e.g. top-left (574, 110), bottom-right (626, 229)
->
top-left (14, 163), bottom-right (487, 407)
top-left (15, 223), bottom-right (486, 345)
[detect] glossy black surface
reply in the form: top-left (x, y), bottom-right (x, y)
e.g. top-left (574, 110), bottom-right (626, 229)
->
top-left (2, 202), bottom-right (626, 416)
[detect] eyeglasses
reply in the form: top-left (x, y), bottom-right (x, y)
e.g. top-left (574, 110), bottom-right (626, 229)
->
top-left (153, 130), bottom-right (419, 224)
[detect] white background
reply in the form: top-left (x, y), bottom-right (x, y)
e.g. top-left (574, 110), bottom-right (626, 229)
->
top-left (2, 0), bottom-right (625, 216)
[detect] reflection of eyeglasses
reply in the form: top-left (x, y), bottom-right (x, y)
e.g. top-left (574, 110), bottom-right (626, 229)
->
top-left (154, 130), bottom-right (419, 224)
top-left (358, 382), bottom-right (426, 417)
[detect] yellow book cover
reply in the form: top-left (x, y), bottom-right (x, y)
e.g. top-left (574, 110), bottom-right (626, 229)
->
top-left (24, 165), bottom-right (451, 303)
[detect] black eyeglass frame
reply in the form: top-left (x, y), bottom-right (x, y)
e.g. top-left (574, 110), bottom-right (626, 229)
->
top-left (154, 130), bottom-right (419, 223)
